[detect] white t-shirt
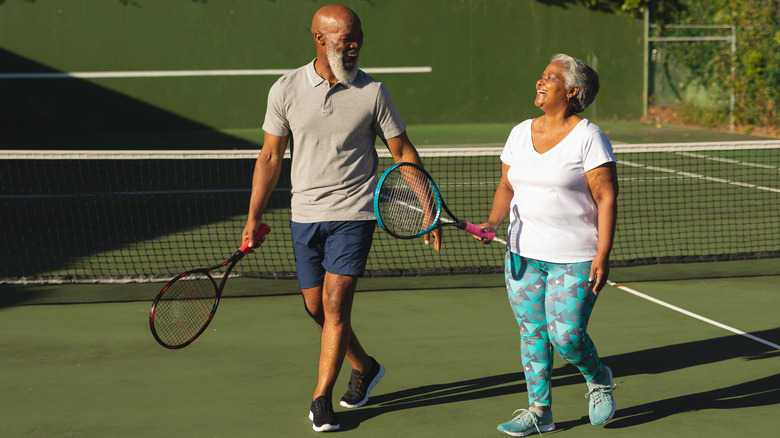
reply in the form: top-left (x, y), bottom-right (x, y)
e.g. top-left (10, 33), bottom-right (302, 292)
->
top-left (500, 118), bottom-right (615, 263)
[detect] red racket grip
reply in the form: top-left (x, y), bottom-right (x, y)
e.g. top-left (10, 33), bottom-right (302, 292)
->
top-left (463, 222), bottom-right (495, 241)
top-left (238, 223), bottom-right (271, 253)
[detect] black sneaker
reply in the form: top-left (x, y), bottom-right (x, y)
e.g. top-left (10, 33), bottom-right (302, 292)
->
top-left (309, 396), bottom-right (340, 432)
top-left (339, 357), bottom-right (385, 408)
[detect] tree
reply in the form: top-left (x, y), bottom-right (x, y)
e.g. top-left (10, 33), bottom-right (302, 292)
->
top-left (642, 1), bottom-right (777, 129)
top-left (580, 0), bottom-right (778, 129)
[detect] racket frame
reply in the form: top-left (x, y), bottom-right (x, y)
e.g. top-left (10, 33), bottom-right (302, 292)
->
top-left (149, 224), bottom-right (270, 349)
top-left (374, 162), bottom-right (443, 239)
top-left (374, 162), bottom-right (493, 240)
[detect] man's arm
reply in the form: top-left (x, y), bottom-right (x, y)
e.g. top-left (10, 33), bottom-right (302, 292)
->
top-left (383, 131), bottom-right (423, 166)
top-left (383, 131), bottom-right (442, 251)
top-left (242, 131), bottom-right (289, 248)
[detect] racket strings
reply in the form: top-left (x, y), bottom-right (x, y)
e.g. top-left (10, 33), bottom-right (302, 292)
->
top-left (377, 167), bottom-right (438, 236)
top-left (152, 271), bottom-right (218, 347)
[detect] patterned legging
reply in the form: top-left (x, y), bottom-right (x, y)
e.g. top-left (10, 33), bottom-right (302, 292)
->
top-left (505, 251), bottom-right (605, 407)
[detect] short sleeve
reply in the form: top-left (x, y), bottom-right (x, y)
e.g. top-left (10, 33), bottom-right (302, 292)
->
top-left (500, 132), bottom-right (515, 166)
top-left (373, 83), bottom-right (406, 140)
top-left (500, 120), bottom-right (532, 166)
top-left (582, 128), bottom-right (615, 172)
top-left (262, 78), bottom-right (291, 137)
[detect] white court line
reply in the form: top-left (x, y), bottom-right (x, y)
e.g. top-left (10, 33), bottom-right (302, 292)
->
top-left (608, 281), bottom-right (780, 350)
top-left (0, 67), bottom-right (433, 79)
top-left (619, 160), bottom-right (780, 193)
top-left (675, 151), bottom-right (780, 170)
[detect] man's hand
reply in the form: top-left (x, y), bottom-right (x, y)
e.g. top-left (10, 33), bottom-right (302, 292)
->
top-left (242, 218), bottom-right (268, 249)
top-left (424, 228), bottom-right (442, 252)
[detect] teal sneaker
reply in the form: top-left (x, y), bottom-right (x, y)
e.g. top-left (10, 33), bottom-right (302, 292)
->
top-left (497, 408), bottom-right (554, 436)
top-left (586, 366), bottom-right (617, 425)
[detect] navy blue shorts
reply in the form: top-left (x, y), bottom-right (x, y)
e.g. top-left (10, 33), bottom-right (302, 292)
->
top-left (290, 221), bottom-right (376, 289)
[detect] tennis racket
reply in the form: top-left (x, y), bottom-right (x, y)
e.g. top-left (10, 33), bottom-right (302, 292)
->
top-left (374, 162), bottom-right (495, 241)
top-left (149, 224), bottom-right (271, 349)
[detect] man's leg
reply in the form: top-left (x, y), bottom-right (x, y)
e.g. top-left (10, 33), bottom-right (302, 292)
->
top-left (294, 221), bottom-right (382, 430)
top-left (301, 287), bottom-right (372, 376)
top-left (302, 273), bottom-right (373, 400)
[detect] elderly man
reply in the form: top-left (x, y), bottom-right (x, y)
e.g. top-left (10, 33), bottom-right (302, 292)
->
top-left (242, 4), bottom-right (440, 432)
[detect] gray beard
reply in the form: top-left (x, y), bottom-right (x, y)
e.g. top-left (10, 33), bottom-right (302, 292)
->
top-left (327, 46), bottom-right (359, 84)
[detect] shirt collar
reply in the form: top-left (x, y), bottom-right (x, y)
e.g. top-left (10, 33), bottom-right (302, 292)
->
top-left (306, 58), bottom-right (355, 88)
top-left (306, 59), bottom-right (326, 87)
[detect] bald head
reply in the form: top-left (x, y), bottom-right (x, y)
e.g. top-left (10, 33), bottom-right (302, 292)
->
top-left (311, 4), bottom-right (361, 36)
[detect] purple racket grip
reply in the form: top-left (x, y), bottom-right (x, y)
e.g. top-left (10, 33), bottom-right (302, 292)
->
top-left (463, 222), bottom-right (495, 241)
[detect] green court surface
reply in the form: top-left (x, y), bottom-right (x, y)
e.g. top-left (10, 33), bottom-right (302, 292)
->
top-left (202, 120), bottom-right (778, 148)
top-left (1, 275), bottom-right (777, 437)
top-left (11, 120), bottom-right (773, 150)
top-left (405, 121), bottom-right (775, 146)
top-left (223, 120), bottom-right (770, 147)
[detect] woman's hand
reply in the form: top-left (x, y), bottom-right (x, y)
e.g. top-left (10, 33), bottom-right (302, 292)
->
top-left (473, 222), bottom-right (498, 245)
top-left (588, 254), bottom-right (610, 294)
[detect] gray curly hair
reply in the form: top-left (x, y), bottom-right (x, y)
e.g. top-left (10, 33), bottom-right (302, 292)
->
top-left (551, 54), bottom-right (600, 113)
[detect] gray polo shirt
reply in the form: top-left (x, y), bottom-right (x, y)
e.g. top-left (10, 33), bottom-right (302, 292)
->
top-left (262, 60), bottom-right (407, 223)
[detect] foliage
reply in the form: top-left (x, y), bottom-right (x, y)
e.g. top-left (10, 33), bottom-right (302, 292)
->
top-left (678, 102), bottom-right (730, 129)
top-left (563, 0), bottom-right (687, 21)
top-left (618, 0), bottom-right (686, 22)
top-left (577, 0), bottom-right (777, 129)
top-left (650, 1), bottom-right (778, 128)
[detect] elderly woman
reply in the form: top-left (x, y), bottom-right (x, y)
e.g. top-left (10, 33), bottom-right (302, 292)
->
top-left (478, 54), bottom-right (619, 436)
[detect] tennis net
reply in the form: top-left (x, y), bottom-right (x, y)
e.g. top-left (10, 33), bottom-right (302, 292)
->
top-left (1, 141), bottom-right (778, 284)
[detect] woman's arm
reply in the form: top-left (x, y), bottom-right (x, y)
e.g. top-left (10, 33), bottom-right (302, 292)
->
top-left (585, 162), bottom-right (619, 294)
top-left (477, 162), bottom-right (513, 243)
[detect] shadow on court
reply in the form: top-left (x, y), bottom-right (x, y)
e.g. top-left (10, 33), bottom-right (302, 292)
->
top-left (0, 48), bottom-right (261, 148)
top-left (0, 49), bottom-right (273, 291)
top-left (606, 373), bottom-right (780, 428)
top-left (338, 327), bottom-right (780, 431)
